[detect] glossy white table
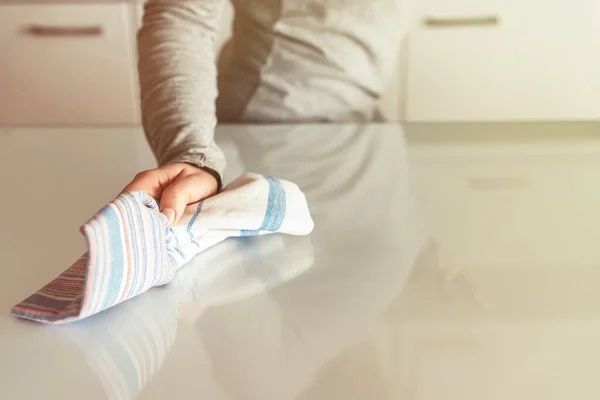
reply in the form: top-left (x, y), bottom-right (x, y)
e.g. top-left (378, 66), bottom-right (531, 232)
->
top-left (1, 123), bottom-right (600, 399)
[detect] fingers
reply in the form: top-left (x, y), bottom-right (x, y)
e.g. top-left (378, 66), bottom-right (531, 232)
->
top-left (120, 163), bottom-right (218, 226)
top-left (121, 165), bottom-right (182, 199)
top-left (159, 171), bottom-right (218, 225)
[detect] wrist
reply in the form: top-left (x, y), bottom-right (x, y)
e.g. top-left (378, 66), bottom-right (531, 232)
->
top-left (189, 164), bottom-right (222, 192)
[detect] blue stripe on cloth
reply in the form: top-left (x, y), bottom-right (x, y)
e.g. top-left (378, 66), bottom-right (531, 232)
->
top-left (133, 198), bottom-right (148, 296)
top-left (174, 231), bottom-right (180, 246)
top-left (98, 206), bottom-right (126, 313)
top-left (149, 206), bottom-right (163, 284)
top-left (260, 177), bottom-right (286, 231)
top-left (174, 247), bottom-right (186, 260)
top-left (119, 195), bottom-right (144, 299)
top-left (86, 216), bottom-right (103, 314)
top-left (117, 197), bottom-right (139, 300)
top-left (88, 212), bottom-right (119, 316)
top-left (187, 202), bottom-right (203, 246)
top-left (240, 177), bottom-right (286, 236)
top-left (240, 229), bottom-right (260, 237)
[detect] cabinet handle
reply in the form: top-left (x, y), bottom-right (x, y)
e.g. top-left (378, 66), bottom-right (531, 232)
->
top-left (469, 177), bottom-right (531, 191)
top-left (423, 15), bottom-right (499, 28)
top-left (24, 25), bottom-right (104, 37)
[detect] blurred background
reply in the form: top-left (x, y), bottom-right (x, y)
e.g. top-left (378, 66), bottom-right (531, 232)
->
top-left (2, 0), bottom-right (598, 126)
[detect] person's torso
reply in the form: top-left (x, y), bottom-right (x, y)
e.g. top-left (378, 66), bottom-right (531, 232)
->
top-left (216, 0), bottom-right (405, 123)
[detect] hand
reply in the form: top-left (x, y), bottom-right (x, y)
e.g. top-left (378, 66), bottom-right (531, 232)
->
top-left (121, 163), bottom-right (218, 225)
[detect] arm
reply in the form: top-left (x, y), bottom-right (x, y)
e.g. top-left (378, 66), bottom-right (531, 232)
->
top-left (137, 0), bottom-right (226, 187)
top-left (125, 0), bottom-right (226, 225)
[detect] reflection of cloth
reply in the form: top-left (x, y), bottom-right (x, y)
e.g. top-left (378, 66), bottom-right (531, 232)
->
top-left (11, 173), bottom-right (314, 324)
top-left (197, 124), bottom-right (429, 400)
top-left (52, 233), bottom-right (315, 400)
top-left (176, 235), bottom-right (315, 323)
top-left (58, 288), bottom-right (179, 400)
top-left (195, 201), bottom-right (427, 400)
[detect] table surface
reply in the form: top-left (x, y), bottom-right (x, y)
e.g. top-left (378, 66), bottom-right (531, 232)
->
top-left (1, 122), bottom-right (600, 399)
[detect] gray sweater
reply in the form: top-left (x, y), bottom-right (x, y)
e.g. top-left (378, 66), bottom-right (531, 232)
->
top-left (137, 0), bottom-right (404, 183)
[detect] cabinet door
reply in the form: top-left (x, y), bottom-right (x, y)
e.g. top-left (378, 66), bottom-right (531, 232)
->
top-left (0, 4), bottom-right (139, 125)
top-left (406, 2), bottom-right (600, 121)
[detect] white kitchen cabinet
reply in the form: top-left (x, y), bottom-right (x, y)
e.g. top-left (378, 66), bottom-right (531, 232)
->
top-left (6, 1), bottom-right (598, 125)
top-left (406, 0), bottom-right (600, 121)
top-left (0, 4), bottom-right (140, 125)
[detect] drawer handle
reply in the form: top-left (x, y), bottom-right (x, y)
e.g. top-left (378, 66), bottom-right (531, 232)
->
top-left (423, 15), bottom-right (500, 28)
top-left (469, 177), bottom-right (531, 191)
top-left (24, 25), bottom-right (104, 37)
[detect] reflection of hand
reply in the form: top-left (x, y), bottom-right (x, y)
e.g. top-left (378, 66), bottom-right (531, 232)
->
top-left (121, 162), bottom-right (218, 225)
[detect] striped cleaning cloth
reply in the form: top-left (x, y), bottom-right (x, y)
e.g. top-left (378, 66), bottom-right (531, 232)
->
top-left (11, 173), bottom-right (314, 324)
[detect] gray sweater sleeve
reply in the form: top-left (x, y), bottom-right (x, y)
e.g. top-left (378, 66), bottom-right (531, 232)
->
top-left (137, 0), bottom-right (226, 186)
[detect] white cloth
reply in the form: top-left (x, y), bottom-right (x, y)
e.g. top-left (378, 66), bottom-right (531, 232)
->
top-left (12, 173), bottom-right (314, 324)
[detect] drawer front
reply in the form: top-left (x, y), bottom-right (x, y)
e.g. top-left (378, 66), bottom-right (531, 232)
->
top-left (407, 1), bottom-right (600, 121)
top-left (412, 0), bottom-right (500, 25)
top-left (406, 27), bottom-right (600, 121)
top-left (502, 0), bottom-right (600, 30)
top-left (0, 4), bottom-right (140, 125)
top-left (412, 0), bottom-right (598, 29)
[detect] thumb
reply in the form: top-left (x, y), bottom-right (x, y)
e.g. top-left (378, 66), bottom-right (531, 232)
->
top-left (159, 172), bottom-right (216, 225)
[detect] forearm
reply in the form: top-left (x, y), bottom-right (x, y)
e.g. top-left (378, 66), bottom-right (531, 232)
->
top-left (137, 0), bottom-right (226, 184)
